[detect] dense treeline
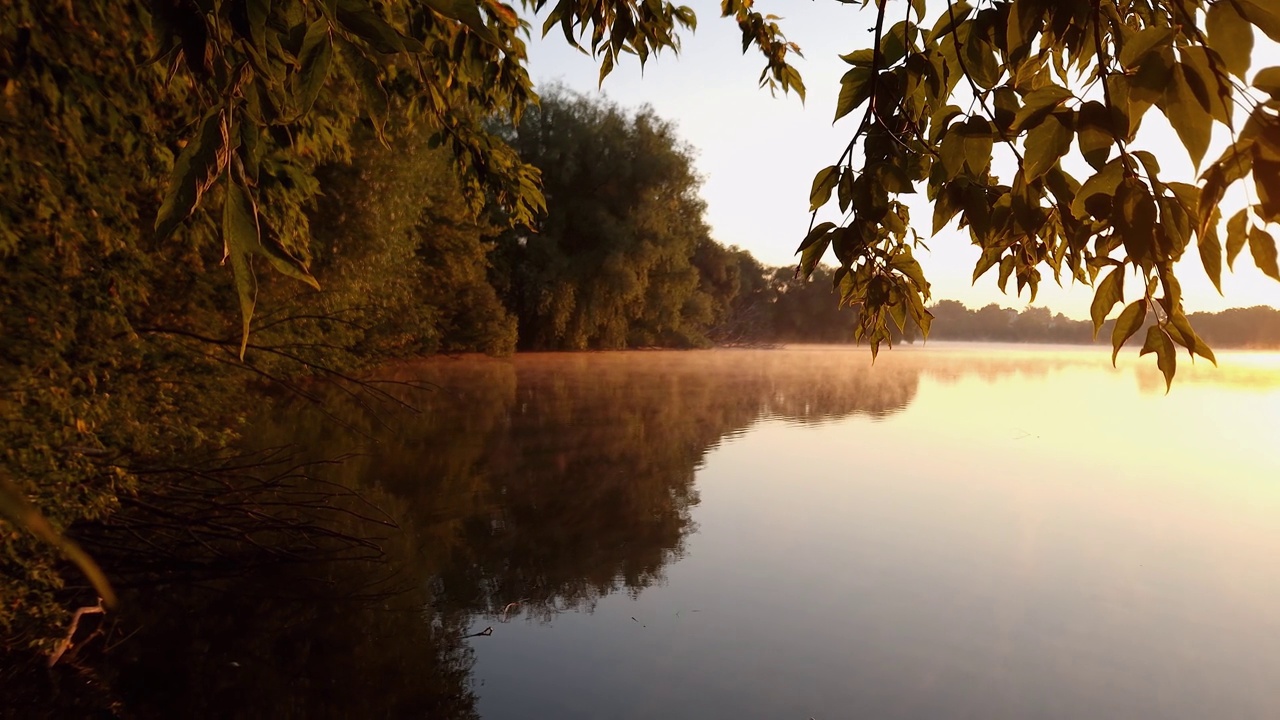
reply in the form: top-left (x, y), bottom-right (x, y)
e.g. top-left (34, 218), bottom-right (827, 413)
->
top-left (0, 19), bottom-right (861, 659)
top-left (929, 300), bottom-right (1280, 348)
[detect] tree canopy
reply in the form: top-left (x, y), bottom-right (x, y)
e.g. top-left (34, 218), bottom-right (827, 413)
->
top-left (56, 0), bottom-right (1275, 383)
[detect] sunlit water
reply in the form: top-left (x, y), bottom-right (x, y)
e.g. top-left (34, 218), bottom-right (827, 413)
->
top-left (112, 345), bottom-right (1280, 718)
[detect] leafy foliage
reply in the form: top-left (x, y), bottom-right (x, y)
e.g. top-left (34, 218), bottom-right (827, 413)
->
top-left (490, 90), bottom-right (724, 349)
top-left (791, 0), bottom-right (1280, 377)
top-left (5, 0), bottom-right (1280, 662)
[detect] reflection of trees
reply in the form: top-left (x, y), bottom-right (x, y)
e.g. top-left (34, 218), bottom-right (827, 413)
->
top-left (52, 347), bottom-right (1280, 715)
top-left (57, 458), bottom-right (484, 720)
top-left (104, 571), bottom-right (480, 720)
top-left (273, 351), bottom-right (924, 620)
top-left (62, 349), bottom-right (925, 716)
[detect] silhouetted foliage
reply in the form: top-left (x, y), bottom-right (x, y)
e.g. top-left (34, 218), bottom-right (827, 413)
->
top-left (927, 300), bottom-right (1280, 348)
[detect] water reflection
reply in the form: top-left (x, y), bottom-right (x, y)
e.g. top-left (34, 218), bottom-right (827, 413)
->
top-left (94, 347), bottom-right (1280, 718)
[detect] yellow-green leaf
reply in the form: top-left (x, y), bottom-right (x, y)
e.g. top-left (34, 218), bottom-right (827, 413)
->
top-left (1022, 110), bottom-right (1073, 180)
top-left (1207, 0), bottom-right (1253, 78)
top-left (223, 181), bottom-right (260, 359)
top-left (963, 117), bottom-right (994, 173)
top-left (1248, 224), bottom-right (1280, 280)
top-left (1198, 221), bottom-right (1224, 293)
top-left (1010, 84), bottom-right (1073, 134)
top-left (294, 20), bottom-right (333, 116)
top-left (1111, 298), bottom-right (1147, 366)
top-left (422, 0), bottom-right (499, 45)
top-left (1119, 25), bottom-right (1173, 71)
top-left (809, 165), bottom-right (839, 212)
top-left (834, 67), bottom-right (872, 122)
top-left (1139, 325), bottom-right (1177, 392)
top-left (336, 0), bottom-right (411, 53)
top-left (154, 107), bottom-right (228, 242)
top-left (1076, 100), bottom-right (1113, 170)
top-left (1168, 311), bottom-right (1218, 365)
top-left (1163, 65), bottom-right (1212, 169)
top-left (1090, 266), bottom-right (1124, 338)
top-left (1236, 0), bottom-right (1280, 44)
top-left (1226, 208), bottom-right (1248, 270)
top-left (1254, 66), bottom-right (1280, 97)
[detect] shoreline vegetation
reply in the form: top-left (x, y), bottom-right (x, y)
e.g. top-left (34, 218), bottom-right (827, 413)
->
top-left (3, 4), bottom-right (1279, 708)
top-left (5, 84), bottom-right (1279, 674)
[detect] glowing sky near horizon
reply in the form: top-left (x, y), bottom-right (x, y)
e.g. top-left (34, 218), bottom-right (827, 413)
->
top-left (520, 1), bottom-right (1280, 320)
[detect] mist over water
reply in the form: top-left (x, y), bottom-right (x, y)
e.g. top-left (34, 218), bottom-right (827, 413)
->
top-left (107, 346), bottom-right (1280, 719)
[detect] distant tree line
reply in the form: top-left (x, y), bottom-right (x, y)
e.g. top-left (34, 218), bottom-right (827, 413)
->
top-left (928, 300), bottom-right (1280, 348)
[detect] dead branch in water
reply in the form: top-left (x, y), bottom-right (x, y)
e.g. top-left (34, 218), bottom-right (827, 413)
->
top-left (47, 599), bottom-right (105, 668)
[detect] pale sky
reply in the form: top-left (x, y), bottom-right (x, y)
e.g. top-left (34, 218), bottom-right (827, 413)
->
top-left (520, 1), bottom-right (1280, 320)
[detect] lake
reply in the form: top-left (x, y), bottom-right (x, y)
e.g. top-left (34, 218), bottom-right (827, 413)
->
top-left (105, 345), bottom-right (1280, 719)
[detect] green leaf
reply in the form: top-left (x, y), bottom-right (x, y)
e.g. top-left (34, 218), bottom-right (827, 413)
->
top-left (246, 0), bottom-right (271, 48)
top-left (1168, 311), bottom-right (1218, 365)
top-left (1119, 25), bottom-right (1173, 70)
top-left (1254, 67), bottom-right (1280, 97)
top-left (1113, 177), bottom-right (1157, 266)
top-left (890, 244), bottom-right (929, 292)
top-left (1248, 224), bottom-right (1280, 280)
top-left (966, 37), bottom-right (1000, 90)
top-left (926, 0), bottom-right (972, 43)
top-left (257, 215), bottom-right (322, 291)
top-left (0, 471), bottom-right (117, 608)
top-left (998, 254), bottom-right (1016, 292)
top-left (1163, 65), bottom-right (1212, 169)
top-left (932, 184), bottom-right (964, 235)
top-left (1236, 0), bottom-right (1280, 44)
top-left (294, 20), bottom-right (333, 116)
top-left (839, 48), bottom-right (875, 66)
top-left (1178, 46), bottom-right (1234, 127)
top-left (223, 180), bottom-right (260, 360)
top-left (809, 165), bottom-right (840, 212)
top-left (797, 221), bottom-right (836, 254)
top-left (1090, 266), bottom-right (1124, 338)
top-left (1009, 84), bottom-right (1073, 134)
top-left (834, 67), bottom-right (872, 122)
top-left (1076, 100), bottom-right (1113, 170)
top-left (346, 42), bottom-right (389, 142)
top-left (1198, 220), bottom-right (1224, 293)
top-left (1022, 110), bottom-right (1073, 180)
top-left (1226, 208), bottom-right (1248, 270)
top-left (799, 227), bottom-right (833, 278)
top-left (1207, 0), bottom-right (1253, 78)
top-left (1111, 298), bottom-right (1147, 366)
top-left (1071, 158), bottom-right (1124, 219)
top-left (963, 117), bottom-right (994, 173)
top-left (336, 0), bottom-right (412, 53)
top-left (939, 126), bottom-right (965, 180)
top-left (971, 245), bottom-right (1002, 283)
top-left (1139, 325), bottom-right (1177, 392)
top-left (154, 107), bottom-right (228, 242)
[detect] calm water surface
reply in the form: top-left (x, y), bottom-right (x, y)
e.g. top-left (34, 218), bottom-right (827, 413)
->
top-left (116, 345), bottom-right (1280, 718)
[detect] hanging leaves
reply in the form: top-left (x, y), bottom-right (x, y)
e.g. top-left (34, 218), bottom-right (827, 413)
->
top-left (1022, 110), bottom-right (1073, 180)
top-left (1139, 325), bottom-right (1177, 393)
top-left (1249, 225), bottom-right (1280, 281)
top-left (1207, 0), bottom-right (1253, 78)
top-left (154, 107), bottom-right (229, 242)
top-left (1090, 266), bottom-right (1124, 337)
top-left (222, 179), bottom-right (261, 360)
top-left (293, 19), bottom-right (333, 116)
top-left (1111, 299), bottom-right (1147, 366)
